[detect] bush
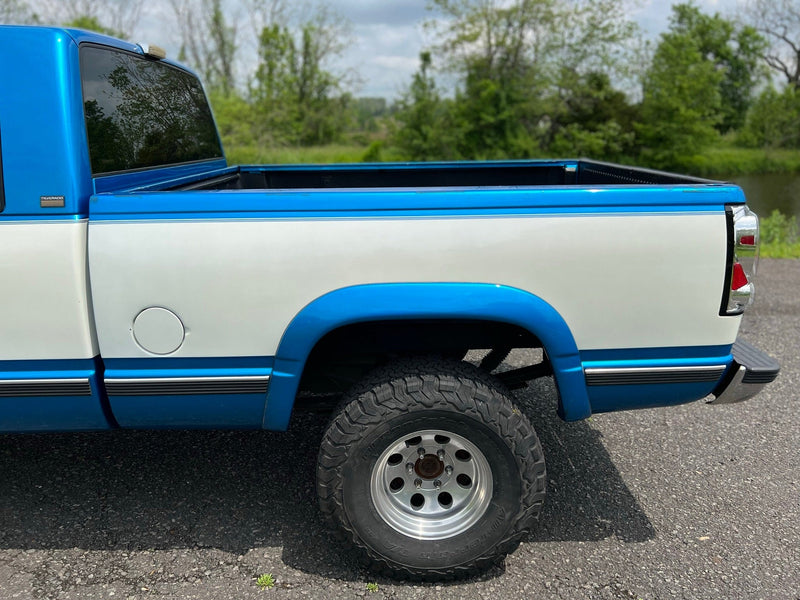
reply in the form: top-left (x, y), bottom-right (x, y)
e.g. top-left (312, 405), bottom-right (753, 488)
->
top-left (760, 210), bottom-right (800, 258)
top-left (739, 87), bottom-right (800, 149)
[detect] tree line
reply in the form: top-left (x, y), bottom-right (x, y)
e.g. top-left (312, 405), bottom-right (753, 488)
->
top-left (391, 0), bottom-right (800, 170)
top-left (3, 0), bottom-right (800, 170)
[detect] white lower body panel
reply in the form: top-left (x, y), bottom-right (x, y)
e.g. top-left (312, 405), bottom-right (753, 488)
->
top-left (87, 213), bottom-right (740, 358)
top-left (0, 220), bottom-right (98, 360)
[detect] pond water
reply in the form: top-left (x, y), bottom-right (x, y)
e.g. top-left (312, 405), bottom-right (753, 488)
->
top-left (722, 172), bottom-right (800, 221)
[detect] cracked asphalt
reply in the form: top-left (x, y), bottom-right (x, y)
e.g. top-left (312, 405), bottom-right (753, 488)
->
top-left (0, 258), bottom-right (797, 600)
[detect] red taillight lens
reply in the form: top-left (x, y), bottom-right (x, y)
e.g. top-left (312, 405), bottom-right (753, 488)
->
top-left (731, 262), bottom-right (749, 289)
top-left (740, 235), bottom-right (755, 246)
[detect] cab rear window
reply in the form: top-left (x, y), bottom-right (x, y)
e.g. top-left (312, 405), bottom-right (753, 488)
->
top-left (80, 45), bottom-right (223, 175)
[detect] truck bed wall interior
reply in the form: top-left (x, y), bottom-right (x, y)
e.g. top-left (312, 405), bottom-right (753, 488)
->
top-left (170, 159), bottom-right (715, 192)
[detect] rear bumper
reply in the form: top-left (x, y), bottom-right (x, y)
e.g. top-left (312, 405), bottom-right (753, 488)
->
top-left (708, 339), bottom-right (780, 405)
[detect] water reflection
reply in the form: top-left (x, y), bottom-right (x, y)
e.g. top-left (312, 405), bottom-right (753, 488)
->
top-left (726, 173), bottom-right (800, 220)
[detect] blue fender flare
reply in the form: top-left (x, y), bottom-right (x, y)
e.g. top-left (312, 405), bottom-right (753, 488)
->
top-left (263, 283), bottom-right (590, 430)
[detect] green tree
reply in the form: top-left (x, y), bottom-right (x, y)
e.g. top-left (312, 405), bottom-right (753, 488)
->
top-left (393, 52), bottom-right (461, 160)
top-left (424, 0), bottom-right (639, 159)
top-left (352, 97), bottom-right (389, 133)
top-left (206, 0), bottom-right (236, 96)
top-left (252, 13), bottom-right (351, 146)
top-left (637, 6), bottom-right (726, 168)
top-left (739, 86), bottom-right (800, 148)
top-left (548, 72), bottom-right (637, 160)
top-left (426, 0), bottom-right (555, 158)
top-left (209, 88), bottom-right (260, 150)
top-left (667, 3), bottom-right (765, 132)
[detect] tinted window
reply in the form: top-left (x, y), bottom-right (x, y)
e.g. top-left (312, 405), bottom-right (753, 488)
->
top-left (80, 45), bottom-right (223, 175)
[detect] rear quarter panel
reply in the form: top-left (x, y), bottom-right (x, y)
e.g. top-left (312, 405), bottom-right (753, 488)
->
top-left (87, 185), bottom-right (742, 359)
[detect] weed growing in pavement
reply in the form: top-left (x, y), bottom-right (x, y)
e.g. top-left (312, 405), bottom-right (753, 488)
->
top-left (256, 573), bottom-right (275, 589)
top-left (366, 582), bottom-right (379, 592)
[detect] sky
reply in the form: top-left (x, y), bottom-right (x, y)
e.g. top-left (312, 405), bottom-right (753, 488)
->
top-left (136, 0), bottom-right (744, 99)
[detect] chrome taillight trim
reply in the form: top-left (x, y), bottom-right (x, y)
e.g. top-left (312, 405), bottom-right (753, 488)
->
top-left (724, 206), bottom-right (759, 315)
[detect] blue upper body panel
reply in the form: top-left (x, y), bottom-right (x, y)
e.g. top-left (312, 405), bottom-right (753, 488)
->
top-left (0, 26), bottom-right (91, 217)
top-left (0, 25), bottom-right (226, 218)
top-left (87, 181), bottom-right (745, 220)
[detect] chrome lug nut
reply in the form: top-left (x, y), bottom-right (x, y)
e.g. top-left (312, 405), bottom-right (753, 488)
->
top-left (445, 465), bottom-right (453, 475)
top-left (406, 463), bottom-right (415, 474)
top-left (437, 449), bottom-right (446, 460)
top-left (417, 448), bottom-right (426, 457)
top-left (434, 479), bottom-right (442, 489)
top-left (414, 478), bottom-right (422, 489)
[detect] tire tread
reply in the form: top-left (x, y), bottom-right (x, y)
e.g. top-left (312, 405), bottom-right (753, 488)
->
top-left (316, 356), bottom-right (546, 580)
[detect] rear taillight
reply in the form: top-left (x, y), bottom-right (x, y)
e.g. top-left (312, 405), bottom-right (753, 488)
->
top-left (722, 206), bottom-right (759, 315)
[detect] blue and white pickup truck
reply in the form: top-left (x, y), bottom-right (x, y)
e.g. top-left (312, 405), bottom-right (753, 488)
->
top-left (0, 25), bottom-right (780, 578)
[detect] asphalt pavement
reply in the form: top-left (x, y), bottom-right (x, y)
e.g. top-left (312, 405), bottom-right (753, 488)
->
top-left (0, 258), bottom-right (797, 600)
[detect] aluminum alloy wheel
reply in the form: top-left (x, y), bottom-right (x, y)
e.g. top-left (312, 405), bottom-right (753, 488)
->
top-left (369, 429), bottom-right (493, 540)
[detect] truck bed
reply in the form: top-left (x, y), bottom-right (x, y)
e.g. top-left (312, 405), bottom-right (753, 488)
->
top-left (170, 159), bottom-right (715, 192)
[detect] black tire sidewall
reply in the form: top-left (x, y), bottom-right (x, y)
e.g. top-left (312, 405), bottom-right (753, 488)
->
top-left (341, 408), bottom-right (523, 571)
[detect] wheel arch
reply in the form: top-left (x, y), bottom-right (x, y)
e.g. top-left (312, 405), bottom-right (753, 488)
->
top-left (263, 282), bottom-right (590, 430)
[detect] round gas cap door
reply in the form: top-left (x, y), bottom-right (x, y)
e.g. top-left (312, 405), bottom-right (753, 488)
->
top-left (132, 307), bottom-right (185, 355)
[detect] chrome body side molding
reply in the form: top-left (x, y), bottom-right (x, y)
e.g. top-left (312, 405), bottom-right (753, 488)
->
top-left (0, 378), bottom-right (92, 397)
top-left (584, 365), bottom-right (727, 386)
top-left (104, 375), bottom-right (270, 396)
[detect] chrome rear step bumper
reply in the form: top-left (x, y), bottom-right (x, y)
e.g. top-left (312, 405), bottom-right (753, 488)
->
top-left (708, 339), bottom-right (780, 405)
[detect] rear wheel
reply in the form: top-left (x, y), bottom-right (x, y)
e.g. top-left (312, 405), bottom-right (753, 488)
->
top-left (316, 357), bottom-right (546, 579)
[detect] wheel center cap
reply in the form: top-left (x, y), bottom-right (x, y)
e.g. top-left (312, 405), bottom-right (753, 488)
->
top-left (415, 454), bottom-right (444, 479)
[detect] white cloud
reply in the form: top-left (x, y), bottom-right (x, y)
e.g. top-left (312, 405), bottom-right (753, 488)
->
top-left (342, 22), bottom-right (424, 97)
top-left (372, 55), bottom-right (420, 70)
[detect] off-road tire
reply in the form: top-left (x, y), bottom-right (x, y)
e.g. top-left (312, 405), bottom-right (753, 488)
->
top-left (316, 357), bottom-right (546, 579)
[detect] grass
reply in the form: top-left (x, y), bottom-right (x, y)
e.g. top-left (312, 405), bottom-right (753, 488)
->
top-left (225, 144), bottom-right (368, 165)
top-left (680, 146), bottom-right (800, 178)
top-left (255, 573), bottom-right (275, 590)
top-left (366, 582), bottom-right (379, 592)
top-left (223, 138), bottom-right (800, 176)
top-left (761, 241), bottom-right (800, 258)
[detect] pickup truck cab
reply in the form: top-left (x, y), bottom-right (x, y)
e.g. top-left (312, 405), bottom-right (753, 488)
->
top-left (0, 25), bottom-right (779, 578)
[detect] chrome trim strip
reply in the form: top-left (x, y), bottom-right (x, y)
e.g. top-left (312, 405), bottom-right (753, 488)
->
top-left (106, 376), bottom-right (270, 383)
top-left (105, 375), bottom-right (270, 396)
top-left (0, 378), bottom-right (92, 397)
top-left (584, 365), bottom-right (726, 386)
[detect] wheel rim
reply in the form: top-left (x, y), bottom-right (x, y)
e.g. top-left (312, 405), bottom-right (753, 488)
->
top-left (370, 429), bottom-right (493, 540)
